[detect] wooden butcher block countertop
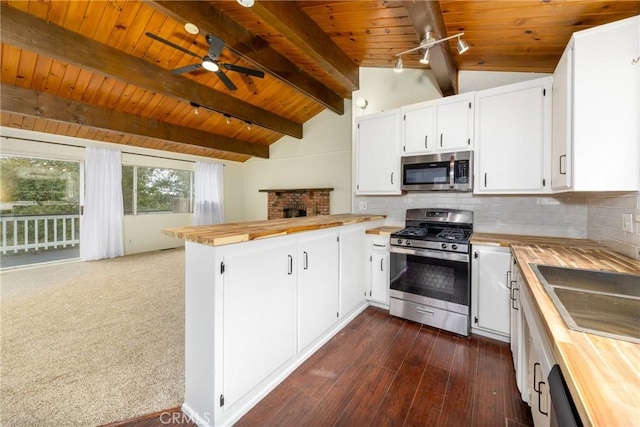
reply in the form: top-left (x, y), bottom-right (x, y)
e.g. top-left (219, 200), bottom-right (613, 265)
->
top-left (475, 233), bottom-right (640, 426)
top-left (162, 214), bottom-right (386, 247)
top-left (365, 226), bottom-right (403, 236)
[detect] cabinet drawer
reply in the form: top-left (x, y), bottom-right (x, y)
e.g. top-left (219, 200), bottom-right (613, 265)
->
top-left (390, 297), bottom-right (468, 336)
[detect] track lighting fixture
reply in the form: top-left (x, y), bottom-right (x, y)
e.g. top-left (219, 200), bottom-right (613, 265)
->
top-left (456, 37), bottom-right (470, 54)
top-left (419, 49), bottom-right (430, 65)
top-left (394, 56), bottom-right (403, 73)
top-left (224, 114), bottom-right (231, 124)
top-left (246, 122), bottom-right (252, 130)
top-left (394, 32), bottom-right (469, 69)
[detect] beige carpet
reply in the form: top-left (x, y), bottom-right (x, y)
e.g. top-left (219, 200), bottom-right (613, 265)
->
top-left (0, 249), bottom-right (185, 426)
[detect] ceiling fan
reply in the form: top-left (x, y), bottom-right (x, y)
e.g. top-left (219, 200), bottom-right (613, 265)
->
top-left (145, 32), bottom-right (265, 91)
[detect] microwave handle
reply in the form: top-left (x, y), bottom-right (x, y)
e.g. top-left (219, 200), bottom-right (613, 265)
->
top-left (449, 156), bottom-right (455, 188)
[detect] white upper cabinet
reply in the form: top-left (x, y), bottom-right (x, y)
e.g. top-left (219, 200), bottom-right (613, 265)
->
top-left (355, 109), bottom-right (402, 195)
top-left (401, 93), bottom-right (474, 156)
top-left (552, 15), bottom-right (640, 192)
top-left (474, 77), bottom-right (552, 194)
top-left (402, 102), bottom-right (436, 154)
top-left (436, 93), bottom-right (475, 152)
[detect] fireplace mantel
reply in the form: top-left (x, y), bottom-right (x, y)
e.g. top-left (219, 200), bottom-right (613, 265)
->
top-left (258, 188), bottom-right (334, 193)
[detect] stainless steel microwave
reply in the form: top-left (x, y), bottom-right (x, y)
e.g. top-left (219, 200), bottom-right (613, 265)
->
top-left (401, 151), bottom-right (473, 191)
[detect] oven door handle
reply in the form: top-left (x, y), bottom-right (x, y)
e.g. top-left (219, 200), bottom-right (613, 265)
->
top-left (389, 245), bottom-right (468, 262)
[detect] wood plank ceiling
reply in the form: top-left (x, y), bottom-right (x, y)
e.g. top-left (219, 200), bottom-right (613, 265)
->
top-left (1, 1), bottom-right (638, 162)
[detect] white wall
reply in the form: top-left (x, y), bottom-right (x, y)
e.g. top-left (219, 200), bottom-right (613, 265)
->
top-left (241, 101), bottom-right (354, 221)
top-left (0, 127), bottom-right (244, 255)
top-left (587, 193), bottom-right (640, 260)
top-left (458, 70), bottom-right (551, 93)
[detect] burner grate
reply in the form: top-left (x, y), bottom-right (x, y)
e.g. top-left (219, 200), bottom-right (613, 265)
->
top-left (436, 229), bottom-right (466, 241)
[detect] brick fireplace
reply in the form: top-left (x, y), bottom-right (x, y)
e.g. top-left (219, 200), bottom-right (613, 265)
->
top-left (259, 188), bottom-right (333, 220)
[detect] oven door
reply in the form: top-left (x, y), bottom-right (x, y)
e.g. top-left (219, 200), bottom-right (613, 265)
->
top-left (389, 246), bottom-right (471, 335)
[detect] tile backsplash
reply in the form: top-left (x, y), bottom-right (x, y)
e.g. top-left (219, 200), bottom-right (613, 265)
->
top-left (587, 193), bottom-right (640, 260)
top-left (354, 193), bottom-right (588, 238)
top-left (355, 191), bottom-right (640, 260)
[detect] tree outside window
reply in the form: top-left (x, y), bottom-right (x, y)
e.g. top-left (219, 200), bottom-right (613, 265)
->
top-left (122, 166), bottom-right (193, 215)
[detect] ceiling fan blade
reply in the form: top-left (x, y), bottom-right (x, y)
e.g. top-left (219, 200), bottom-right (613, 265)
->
top-left (172, 63), bottom-right (203, 74)
top-left (215, 71), bottom-right (238, 91)
top-left (206, 34), bottom-right (226, 59)
top-left (145, 32), bottom-right (200, 58)
top-left (222, 63), bottom-right (265, 79)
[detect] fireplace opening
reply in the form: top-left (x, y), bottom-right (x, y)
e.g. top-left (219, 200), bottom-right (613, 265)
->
top-left (284, 208), bottom-right (307, 218)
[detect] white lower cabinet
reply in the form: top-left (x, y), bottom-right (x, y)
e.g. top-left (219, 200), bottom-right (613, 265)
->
top-left (366, 235), bottom-right (390, 306)
top-left (339, 227), bottom-right (368, 316)
top-left (509, 256), bottom-right (528, 401)
top-left (222, 240), bottom-right (297, 411)
top-left (183, 221), bottom-right (383, 427)
top-left (518, 261), bottom-right (555, 427)
top-left (471, 245), bottom-right (511, 341)
top-left (298, 232), bottom-right (339, 351)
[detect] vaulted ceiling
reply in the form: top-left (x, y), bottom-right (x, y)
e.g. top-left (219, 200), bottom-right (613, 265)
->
top-left (1, 1), bottom-right (638, 162)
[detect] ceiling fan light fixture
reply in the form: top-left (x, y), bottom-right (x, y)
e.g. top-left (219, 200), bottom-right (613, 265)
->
top-left (457, 37), bottom-right (470, 54)
top-left (394, 56), bottom-right (403, 73)
top-left (202, 58), bottom-right (219, 72)
top-left (419, 49), bottom-right (430, 65)
top-left (237, 0), bottom-right (255, 7)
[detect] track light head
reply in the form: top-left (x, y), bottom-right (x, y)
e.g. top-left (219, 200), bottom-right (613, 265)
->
top-left (394, 56), bottom-right (403, 73)
top-left (419, 49), bottom-right (430, 65)
top-left (456, 37), bottom-right (470, 54)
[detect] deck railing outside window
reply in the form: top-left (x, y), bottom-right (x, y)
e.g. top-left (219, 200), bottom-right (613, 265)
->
top-left (0, 214), bottom-right (80, 254)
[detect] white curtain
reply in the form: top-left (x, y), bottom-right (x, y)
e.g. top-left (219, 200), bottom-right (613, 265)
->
top-left (194, 161), bottom-right (224, 226)
top-left (80, 147), bottom-right (124, 260)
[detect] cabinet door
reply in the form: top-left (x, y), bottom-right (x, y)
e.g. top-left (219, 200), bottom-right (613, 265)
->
top-left (370, 252), bottom-right (389, 305)
top-left (528, 337), bottom-right (551, 427)
top-left (571, 16), bottom-right (639, 191)
top-left (339, 228), bottom-right (367, 316)
top-left (403, 104), bottom-right (435, 154)
top-left (436, 96), bottom-right (473, 151)
top-left (298, 233), bottom-right (339, 351)
top-left (474, 78), bottom-right (551, 193)
top-left (471, 245), bottom-right (511, 338)
top-left (355, 110), bottom-right (402, 195)
top-left (223, 241), bottom-right (296, 409)
top-left (551, 45), bottom-right (573, 191)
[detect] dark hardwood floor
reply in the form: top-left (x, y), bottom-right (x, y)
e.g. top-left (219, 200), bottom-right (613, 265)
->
top-left (112, 306), bottom-right (533, 427)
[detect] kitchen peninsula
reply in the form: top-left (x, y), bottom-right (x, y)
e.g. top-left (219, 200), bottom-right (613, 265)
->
top-left (163, 214), bottom-right (385, 427)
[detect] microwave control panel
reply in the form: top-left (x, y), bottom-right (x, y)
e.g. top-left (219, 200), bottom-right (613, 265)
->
top-left (454, 160), bottom-right (470, 184)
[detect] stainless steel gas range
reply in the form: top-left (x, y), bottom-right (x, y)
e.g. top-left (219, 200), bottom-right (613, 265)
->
top-left (388, 208), bottom-right (473, 336)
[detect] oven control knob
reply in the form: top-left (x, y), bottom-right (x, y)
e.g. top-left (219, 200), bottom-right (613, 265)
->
top-left (441, 243), bottom-right (448, 249)
top-left (397, 239), bottom-right (403, 245)
top-left (406, 240), bottom-right (411, 246)
top-left (452, 244), bottom-right (458, 250)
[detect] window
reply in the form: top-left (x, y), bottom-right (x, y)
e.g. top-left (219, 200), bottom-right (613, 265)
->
top-left (122, 166), bottom-right (193, 215)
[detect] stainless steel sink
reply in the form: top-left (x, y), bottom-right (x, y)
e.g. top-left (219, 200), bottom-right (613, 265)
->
top-left (530, 264), bottom-right (640, 344)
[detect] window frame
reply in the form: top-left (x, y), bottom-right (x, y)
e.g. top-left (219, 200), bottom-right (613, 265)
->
top-left (122, 164), bottom-right (194, 216)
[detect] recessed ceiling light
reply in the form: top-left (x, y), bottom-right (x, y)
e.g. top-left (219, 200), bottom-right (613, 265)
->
top-left (237, 0), bottom-right (255, 7)
top-left (184, 23), bottom-right (199, 35)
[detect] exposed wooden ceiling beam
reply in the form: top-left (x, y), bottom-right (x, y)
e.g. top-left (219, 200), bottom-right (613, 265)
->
top-left (148, 1), bottom-right (345, 114)
top-left (0, 6), bottom-right (301, 139)
top-left (0, 84), bottom-right (270, 159)
top-left (403, 0), bottom-right (458, 96)
top-left (249, 1), bottom-right (359, 92)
